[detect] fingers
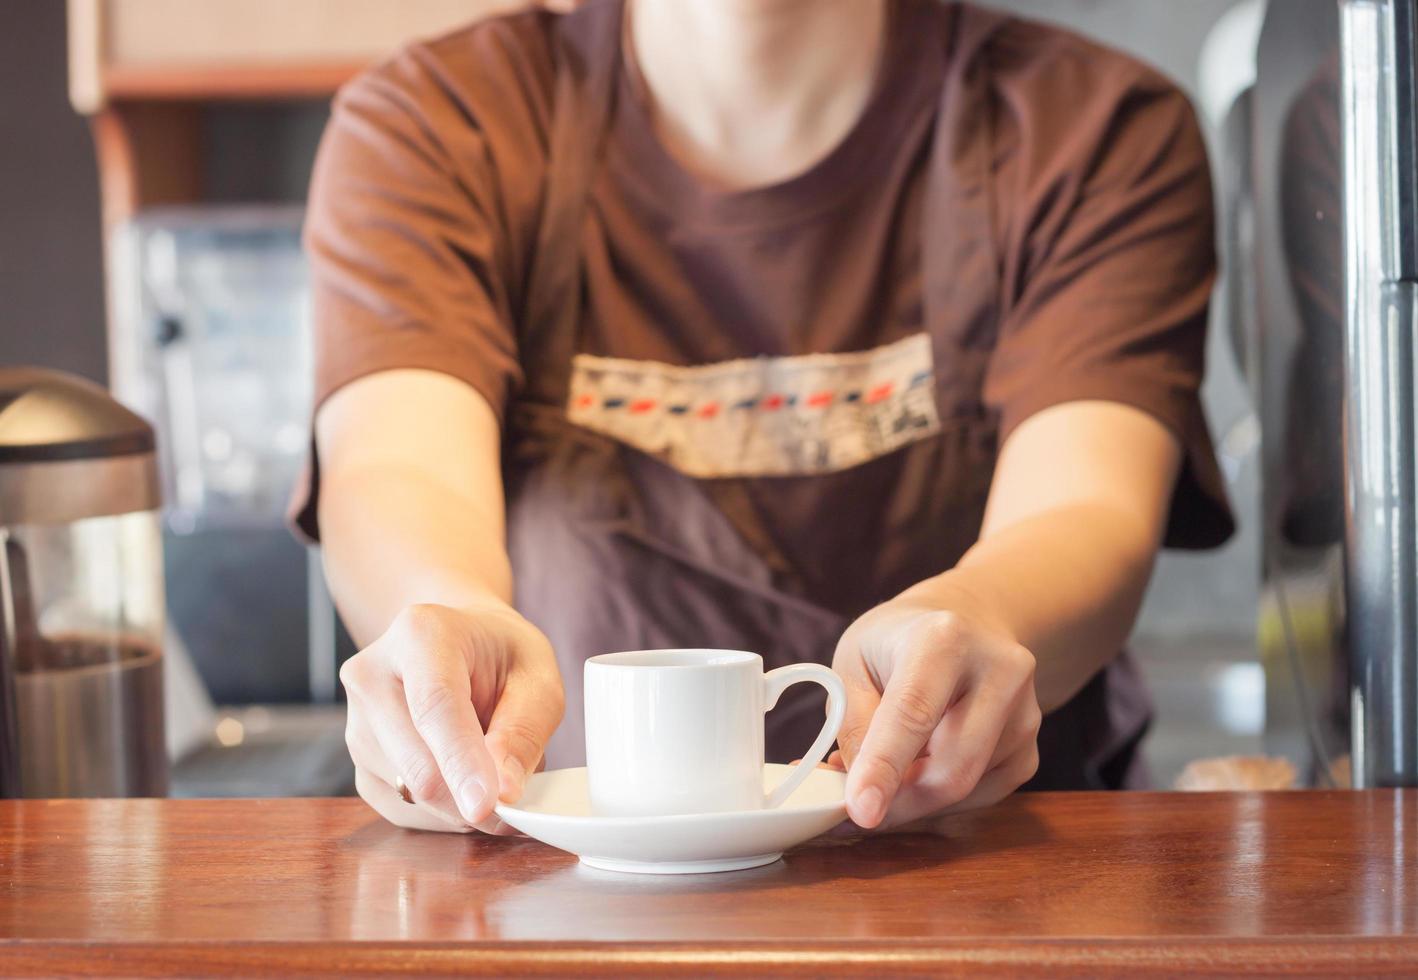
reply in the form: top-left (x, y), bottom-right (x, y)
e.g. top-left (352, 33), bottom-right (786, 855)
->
top-left (399, 653), bottom-right (500, 825)
top-left (339, 603), bottom-right (561, 834)
top-left (872, 649), bottom-right (1039, 828)
top-left (839, 655), bottom-right (952, 833)
top-left (354, 766), bottom-right (470, 834)
top-left (873, 683), bottom-right (1020, 827)
top-left (902, 738), bottom-right (1041, 827)
top-left (346, 657), bottom-right (513, 833)
top-left (833, 670), bottom-right (880, 775)
top-left (483, 663), bottom-right (564, 804)
top-left (833, 612), bottom-right (981, 828)
top-left (347, 674), bottom-right (522, 835)
top-left (345, 662), bottom-right (464, 826)
top-left (835, 605), bottom-right (1041, 830)
top-left (355, 764), bottom-right (518, 835)
top-left (958, 738), bottom-right (1041, 813)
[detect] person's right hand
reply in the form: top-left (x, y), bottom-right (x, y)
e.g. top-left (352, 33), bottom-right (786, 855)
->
top-left (340, 601), bottom-right (564, 834)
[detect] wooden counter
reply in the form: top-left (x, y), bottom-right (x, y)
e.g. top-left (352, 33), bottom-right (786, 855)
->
top-left (0, 790), bottom-right (1413, 976)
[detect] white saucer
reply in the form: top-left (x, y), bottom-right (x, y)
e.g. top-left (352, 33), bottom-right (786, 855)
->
top-left (494, 764), bottom-right (847, 875)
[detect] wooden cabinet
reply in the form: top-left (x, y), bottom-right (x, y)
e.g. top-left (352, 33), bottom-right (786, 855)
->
top-left (65, 0), bottom-right (518, 380)
top-left (68, 0), bottom-right (517, 110)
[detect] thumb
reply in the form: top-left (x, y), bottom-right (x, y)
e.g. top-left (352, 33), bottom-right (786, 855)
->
top-left (834, 673), bottom-right (882, 775)
top-left (484, 668), bottom-right (564, 804)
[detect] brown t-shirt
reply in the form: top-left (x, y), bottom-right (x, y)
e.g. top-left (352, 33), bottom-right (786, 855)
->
top-left (294, 0), bottom-right (1233, 787)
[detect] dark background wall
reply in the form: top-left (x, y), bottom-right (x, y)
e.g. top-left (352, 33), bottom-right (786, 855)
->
top-left (0, 2), bottom-right (106, 382)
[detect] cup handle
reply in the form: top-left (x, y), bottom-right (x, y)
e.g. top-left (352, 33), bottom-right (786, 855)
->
top-left (762, 663), bottom-right (847, 809)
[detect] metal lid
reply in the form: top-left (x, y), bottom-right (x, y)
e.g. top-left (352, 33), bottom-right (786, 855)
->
top-left (0, 368), bottom-right (155, 463)
top-left (0, 369), bottom-right (159, 524)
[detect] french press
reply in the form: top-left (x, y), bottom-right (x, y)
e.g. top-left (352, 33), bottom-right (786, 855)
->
top-left (0, 367), bottom-right (168, 797)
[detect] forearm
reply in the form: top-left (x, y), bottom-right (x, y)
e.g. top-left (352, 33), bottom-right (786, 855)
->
top-left (834, 402), bottom-right (1180, 827)
top-left (313, 370), bottom-right (516, 648)
top-left (315, 375), bottom-right (559, 828)
top-left (905, 499), bottom-right (1160, 712)
top-left (319, 463), bottom-right (514, 646)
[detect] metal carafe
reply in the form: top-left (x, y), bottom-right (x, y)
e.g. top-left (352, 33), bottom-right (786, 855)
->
top-left (0, 367), bottom-right (168, 797)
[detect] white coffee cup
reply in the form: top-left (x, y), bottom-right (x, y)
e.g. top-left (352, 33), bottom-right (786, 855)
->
top-left (583, 649), bottom-right (847, 817)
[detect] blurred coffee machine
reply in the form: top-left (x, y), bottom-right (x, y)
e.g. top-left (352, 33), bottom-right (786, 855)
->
top-left (112, 208), bottom-right (324, 701)
top-left (110, 206), bottom-right (353, 797)
top-left (0, 368), bottom-right (168, 797)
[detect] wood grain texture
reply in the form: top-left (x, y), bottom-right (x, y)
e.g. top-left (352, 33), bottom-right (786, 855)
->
top-left (101, 0), bottom-right (515, 67)
top-left (87, 102), bottom-right (203, 393)
top-left (89, 103), bottom-right (203, 229)
top-left (0, 791), bottom-right (1412, 977)
top-left (71, 0), bottom-right (522, 109)
top-left (101, 64), bottom-right (366, 102)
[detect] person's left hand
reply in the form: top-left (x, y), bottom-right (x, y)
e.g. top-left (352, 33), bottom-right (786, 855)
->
top-left (830, 580), bottom-right (1043, 830)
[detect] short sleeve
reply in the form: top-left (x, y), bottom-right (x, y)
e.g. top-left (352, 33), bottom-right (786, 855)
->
top-left (290, 28), bottom-right (547, 541)
top-left (983, 58), bottom-right (1234, 549)
top-left (304, 55), bottom-right (524, 421)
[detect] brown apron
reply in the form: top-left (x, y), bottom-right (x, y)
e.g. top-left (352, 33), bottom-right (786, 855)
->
top-left (505, 0), bottom-right (1152, 788)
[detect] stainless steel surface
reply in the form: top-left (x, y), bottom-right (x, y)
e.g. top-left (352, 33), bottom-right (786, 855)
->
top-left (1247, 0), bottom-right (1418, 787)
top-left (1250, 0), bottom-right (1350, 781)
top-left (1341, 0), bottom-right (1418, 787)
top-left (13, 646), bottom-right (167, 797)
top-left (0, 452), bottom-right (160, 526)
top-left (112, 209), bottom-right (351, 706)
top-left (307, 547), bottom-right (337, 704)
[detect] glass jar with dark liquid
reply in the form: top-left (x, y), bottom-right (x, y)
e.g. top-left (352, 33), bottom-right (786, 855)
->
top-left (0, 368), bottom-right (168, 798)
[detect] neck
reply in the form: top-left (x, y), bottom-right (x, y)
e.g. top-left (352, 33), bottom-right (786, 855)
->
top-left (628, 0), bottom-right (889, 189)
